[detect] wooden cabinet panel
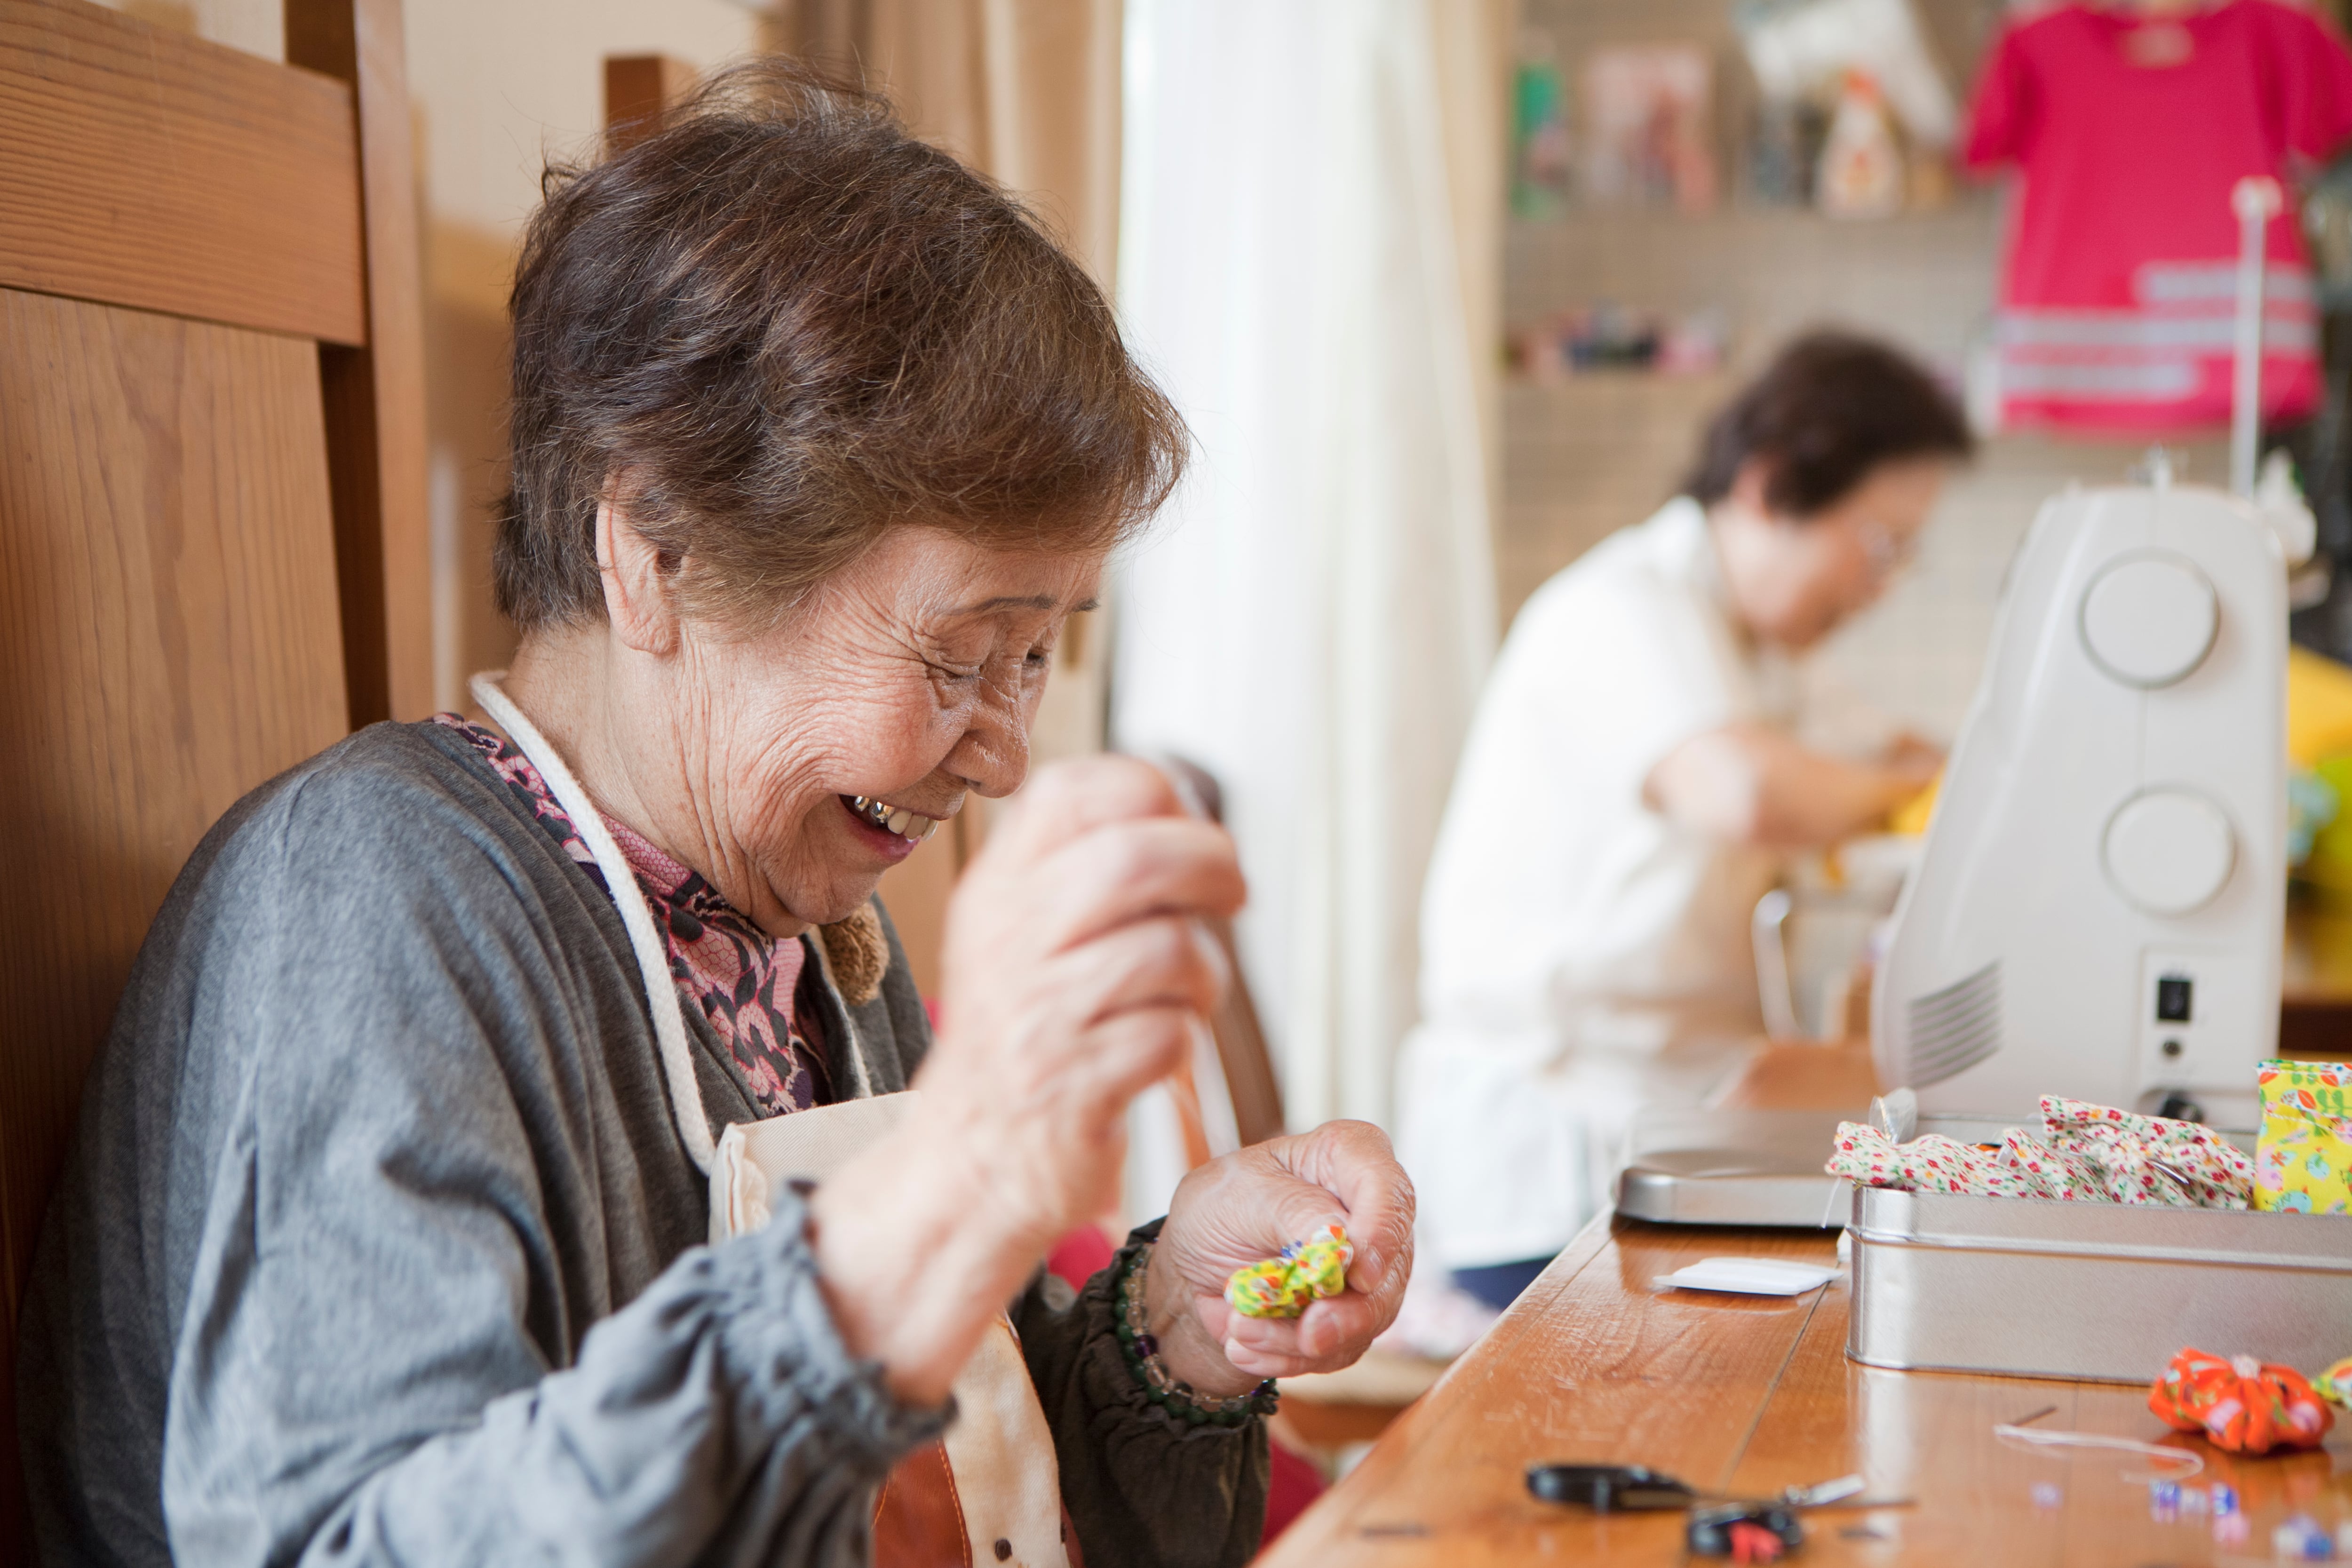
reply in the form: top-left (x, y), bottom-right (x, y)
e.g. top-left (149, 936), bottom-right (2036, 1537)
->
top-left (0, 285), bottom-right (350, 1353)
top-left (0, 0), bottom-right (367, 344)
top-left (290, 0), bottom-right (434, 723)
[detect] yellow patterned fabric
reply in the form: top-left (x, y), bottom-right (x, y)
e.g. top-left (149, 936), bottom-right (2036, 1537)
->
top-left (2317, 1356), bottom-right (2352, 1408)
top-left (1224, 1225), bottom-right (1353, 1319)
top-left (2254, 1059), bottom-right (2352, 1215)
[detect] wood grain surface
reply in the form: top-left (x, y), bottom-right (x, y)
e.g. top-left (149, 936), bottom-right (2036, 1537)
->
top-left (0, 0), bottom-right (366, 345)
top-left (604, 53), bottom-right (699, 151)
top-left (289, 0), bottom-right (434, 723)
top-left (1261, 1046), bottom-right (2352, 1566)
top-left (0, 287), bottom-right (350, 1550)
top-left (1259, 1215), bottom-right (2352, 1566)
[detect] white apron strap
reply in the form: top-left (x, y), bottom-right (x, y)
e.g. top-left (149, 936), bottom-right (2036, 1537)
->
top-left (469, 672), bottom-right (715, 1175)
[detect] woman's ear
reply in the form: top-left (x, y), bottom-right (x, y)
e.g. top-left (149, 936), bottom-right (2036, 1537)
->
top-left (1727, 455), bottom-right (1779, 522)
top-left (595, 493), bottom-right (682, 656)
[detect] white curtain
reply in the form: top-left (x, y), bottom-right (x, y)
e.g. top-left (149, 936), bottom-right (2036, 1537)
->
top-left (1111, 0), bottom-right (1505, 1160)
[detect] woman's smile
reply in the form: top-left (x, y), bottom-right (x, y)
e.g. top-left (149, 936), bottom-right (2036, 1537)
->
top-left (843, 794), bottom-right (945, 840)
top-left (842, 793), bottom-right (946, 860)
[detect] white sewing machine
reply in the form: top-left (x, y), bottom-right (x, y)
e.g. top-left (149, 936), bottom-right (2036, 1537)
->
top-left (1873, 175), bottom-right (2316, 1134)
top-left (1870, 471), bottom-right (2290, 1130)
top-left (1620, 470), bottom-right (2296, 1226)
top-left (1616, 180), bottom-right (2312, 1223)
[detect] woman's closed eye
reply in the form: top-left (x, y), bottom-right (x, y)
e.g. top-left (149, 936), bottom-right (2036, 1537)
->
top-left (916, 639), bottom-right (989, 682)
top-left (925, 641), bottom-right (1055, 683)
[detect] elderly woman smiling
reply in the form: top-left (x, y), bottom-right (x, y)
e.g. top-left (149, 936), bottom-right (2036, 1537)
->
top-left (19, 66), bottom-right (1411, 1568)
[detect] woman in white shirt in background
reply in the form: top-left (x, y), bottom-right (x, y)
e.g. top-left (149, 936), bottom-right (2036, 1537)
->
top-left (1400, 331), bottom-right (1975, 1311)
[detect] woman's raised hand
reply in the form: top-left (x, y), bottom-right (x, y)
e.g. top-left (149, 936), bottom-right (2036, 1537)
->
top-left (1145, 1123), bottom-right (1415, 1395)
top-left (925, 755), bottom-right (1248, 1246)
top-left (810, 755), bottom-right (1245, 1403)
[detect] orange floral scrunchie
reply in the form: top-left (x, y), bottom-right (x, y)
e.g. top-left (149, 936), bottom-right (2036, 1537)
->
top-left (2149, 1348), bottom-right (2334, 1454)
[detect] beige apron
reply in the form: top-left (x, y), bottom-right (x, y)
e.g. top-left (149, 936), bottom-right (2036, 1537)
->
top-left (471, 675), bottom-right (1071, 1568)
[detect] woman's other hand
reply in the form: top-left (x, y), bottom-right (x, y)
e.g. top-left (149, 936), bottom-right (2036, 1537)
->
top-left (811, 754), bottom-right (1245, 1403)
top-left (922, 754), bottom-right (1247, 1244)
top-left (1144, 1122), bottom-right (1414, 1395)
top-left (1882, 732), bottom-right (1944, 793)
top-left (1646, 722), bottom-right (1939, 851)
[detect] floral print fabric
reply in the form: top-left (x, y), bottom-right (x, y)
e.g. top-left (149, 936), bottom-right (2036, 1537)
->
top-left (436, 715), bottom-right (829, 1116)
top-left (1827, 1095), bottom-right (2253, 1207)
top-left (2254, 1059), bottom-right (2352, 1215)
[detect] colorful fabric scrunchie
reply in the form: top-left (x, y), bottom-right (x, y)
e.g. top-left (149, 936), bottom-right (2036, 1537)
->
top-left (1224, 1225), bottom-right (1353, 1319)
top-left (2149, 1347), bottom-right (2334, 1454)
top-left (2315, 1356), bottom-right (2352, 1408)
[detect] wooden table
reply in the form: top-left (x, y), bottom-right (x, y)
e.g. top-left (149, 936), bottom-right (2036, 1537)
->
top-left (1257, 1044), bottom-right (2352, 1566)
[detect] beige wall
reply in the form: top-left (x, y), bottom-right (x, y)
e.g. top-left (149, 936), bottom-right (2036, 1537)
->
top-left (89, 0), bottom-right (284, 59)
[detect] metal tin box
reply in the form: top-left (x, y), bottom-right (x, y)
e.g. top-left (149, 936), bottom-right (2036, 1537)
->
top-left (1616, 1109), bottom-right (2018, 1228)
top-left (1845, 1186), bottom-right (2352, 1383)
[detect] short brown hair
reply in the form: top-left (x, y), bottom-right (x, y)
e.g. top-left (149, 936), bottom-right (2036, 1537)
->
top-left (497, 61), bottom-right (1185, 631)
top-left (1683, 330), bottom-right (1973, 519)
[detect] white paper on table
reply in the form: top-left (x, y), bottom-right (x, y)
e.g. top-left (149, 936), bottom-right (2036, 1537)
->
top-left (1653, 1257), bottom-right (1840, 1296)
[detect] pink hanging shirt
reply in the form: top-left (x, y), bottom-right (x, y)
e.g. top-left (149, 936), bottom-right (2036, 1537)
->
top-left (1963, 1), bottom-right (2352, 433)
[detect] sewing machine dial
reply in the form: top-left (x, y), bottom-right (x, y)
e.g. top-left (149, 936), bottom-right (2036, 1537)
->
top-left (2078, 552), bottom-right (2219, 689)
top-left (2102, 787), bottom-right (2238, 916)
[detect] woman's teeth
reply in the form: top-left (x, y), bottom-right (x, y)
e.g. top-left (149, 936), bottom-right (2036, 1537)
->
top-left (848, 796), bottom-right (941, 841)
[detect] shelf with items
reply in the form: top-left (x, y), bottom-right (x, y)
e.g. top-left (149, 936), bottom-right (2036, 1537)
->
top-left (1504, 0), bottom-right (2003, 377)
top-left (1503, 195), bottom-right (2000, 386)
top-left (1511, 0), bottom-right (1995, 228)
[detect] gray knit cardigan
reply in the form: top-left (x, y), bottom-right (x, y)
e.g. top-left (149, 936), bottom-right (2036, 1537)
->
top-left (17, 720), bottom-right (1266, 1568)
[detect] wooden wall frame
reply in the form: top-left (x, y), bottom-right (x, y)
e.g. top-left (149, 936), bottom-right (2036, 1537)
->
top-left (0, 2), bottom-right (429, 1558)
top-left (289, 0), bottom-right (433, 728)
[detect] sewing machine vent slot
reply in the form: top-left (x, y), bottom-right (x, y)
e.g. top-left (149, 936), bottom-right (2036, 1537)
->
top-left (1905, 961), bottom-right (2002, 1086)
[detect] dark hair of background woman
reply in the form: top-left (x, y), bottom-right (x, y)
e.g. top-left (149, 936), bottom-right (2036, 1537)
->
top-left (1682, 329), bottom-right (1976, 518)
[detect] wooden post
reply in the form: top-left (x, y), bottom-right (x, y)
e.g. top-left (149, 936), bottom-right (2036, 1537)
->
top-left (606, 55), bottom-right (701, 150)
top-left (287, 0), bottom-right (433, 726)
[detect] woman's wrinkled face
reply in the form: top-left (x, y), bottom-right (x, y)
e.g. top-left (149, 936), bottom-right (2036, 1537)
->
top-left (675, 527), bottom-right (1102, 932)
top-left (1716, 456), bottom-right (1951, 651)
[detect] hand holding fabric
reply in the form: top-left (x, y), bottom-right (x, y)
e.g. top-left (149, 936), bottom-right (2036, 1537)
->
top-left (1145, 1122), bottom-right (1415, 1394)
top-left (813, 755), bottom-right (1247, 1403)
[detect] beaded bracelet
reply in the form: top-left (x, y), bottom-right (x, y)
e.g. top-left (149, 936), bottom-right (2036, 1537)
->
top-left (1113, 1242), bottom-right (1279, 1428)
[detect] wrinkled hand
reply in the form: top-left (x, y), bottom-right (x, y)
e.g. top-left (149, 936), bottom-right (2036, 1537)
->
top-left (919, 754), bottom-right (1247, 1249)
top-left (814, 754), bottom-right (1245, 1405)
top-left (1883, 732), bottom-right (1945, 791)
top-left (1145, 1122), bottom-right (1414, 1395)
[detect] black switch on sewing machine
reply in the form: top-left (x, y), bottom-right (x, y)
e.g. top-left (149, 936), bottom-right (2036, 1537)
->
top-left (2156, 976), bottom-right (2193, 1023)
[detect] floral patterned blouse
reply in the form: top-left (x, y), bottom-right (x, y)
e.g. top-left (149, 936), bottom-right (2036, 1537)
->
top-left (436, 715), bottom-right (831, 1116)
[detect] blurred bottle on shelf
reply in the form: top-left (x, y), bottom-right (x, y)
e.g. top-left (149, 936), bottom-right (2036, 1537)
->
top-left (1746, 99), bottom-right (1824, 207)
top-left (1818, 71), bottom-right (1905, 219)
top-left (1582, 45), bottom-right (1717, 214)
top-left (1737, 0), bottom-right (1958, 214)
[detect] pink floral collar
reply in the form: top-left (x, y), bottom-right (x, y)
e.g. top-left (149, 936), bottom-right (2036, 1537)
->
top-left (436, 715), bottom-right (829, 1115)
